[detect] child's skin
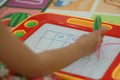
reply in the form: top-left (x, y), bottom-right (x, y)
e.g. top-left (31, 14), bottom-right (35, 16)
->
top-left (0, 21), bottom-right (107, 77)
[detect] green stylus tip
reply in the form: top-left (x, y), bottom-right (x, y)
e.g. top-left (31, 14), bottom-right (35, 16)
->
top-left (94, 16), bottom-right (102, 30)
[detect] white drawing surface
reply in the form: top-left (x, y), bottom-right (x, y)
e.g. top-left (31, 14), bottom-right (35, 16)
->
top-left (24, 23), bottom-right (120, 79)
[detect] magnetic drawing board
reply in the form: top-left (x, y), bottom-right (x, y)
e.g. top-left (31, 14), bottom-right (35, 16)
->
top-left (11, 13), bottom-right (120, 80)
top-left (24, 23), bottom-right (120, 79)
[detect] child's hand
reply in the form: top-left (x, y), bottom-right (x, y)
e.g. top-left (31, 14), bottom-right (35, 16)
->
top-left (75, 28), bottom-right (107, 57)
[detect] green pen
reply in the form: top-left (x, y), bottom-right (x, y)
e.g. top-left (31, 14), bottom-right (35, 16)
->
top-left (94, 16), bottom-right (102, 31)
top-left (94, 16), bottom-right (102, 60)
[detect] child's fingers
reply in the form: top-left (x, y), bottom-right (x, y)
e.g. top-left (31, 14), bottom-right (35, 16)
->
top-left (98, 28), bottom-right (108, 45)
top-left (92, 27), bottom-right (107, 38)
top-left (100, 27), bottom-right (108, 37)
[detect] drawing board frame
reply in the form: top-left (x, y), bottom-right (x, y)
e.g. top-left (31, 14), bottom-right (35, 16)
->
top-left (11, 13), bottom-right (120, 80)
